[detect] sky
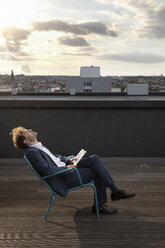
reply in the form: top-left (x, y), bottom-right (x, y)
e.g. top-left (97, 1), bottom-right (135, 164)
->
top-left (0, 0), bottom-right (165, 76)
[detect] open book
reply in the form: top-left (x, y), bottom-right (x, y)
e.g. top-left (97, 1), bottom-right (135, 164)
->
top-left (73, 149), bottom-right (87, 165)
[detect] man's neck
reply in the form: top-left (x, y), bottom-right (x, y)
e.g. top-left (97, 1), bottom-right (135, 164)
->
top-left (28, 140), bottom-right (38, 146)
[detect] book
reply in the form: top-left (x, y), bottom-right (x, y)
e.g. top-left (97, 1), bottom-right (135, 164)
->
top-left (73, 149), bottom-right (87, 165)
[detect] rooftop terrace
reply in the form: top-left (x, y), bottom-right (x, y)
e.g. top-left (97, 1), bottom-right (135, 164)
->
top-left (0, 159), bottom-right (164, 248)
top-left (0, 94), bottom-right (165, 247)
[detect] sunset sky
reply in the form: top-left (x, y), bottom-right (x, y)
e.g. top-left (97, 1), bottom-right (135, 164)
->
top-left (0, 0), bottom-right (165, 76)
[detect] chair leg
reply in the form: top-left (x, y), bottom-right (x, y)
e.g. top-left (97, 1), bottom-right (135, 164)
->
top-left (91, 185), bottom-right (100, 219)
top-left (44, 193), bottom-right (56, 220)
top-left (49, 193), bottom-right (54, 204)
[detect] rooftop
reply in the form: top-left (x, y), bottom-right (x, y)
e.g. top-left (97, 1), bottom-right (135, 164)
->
top-left (1, 94), bottom-right (165, 108)
top-left (0, 160), bottom-right (164, 247)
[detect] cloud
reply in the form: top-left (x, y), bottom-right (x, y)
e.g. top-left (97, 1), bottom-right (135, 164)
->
top-left (58, 36), bottom-right (90, 47)
top-left (2, 26), bottom-right (31, 52)
top-left (81, 46), bottom-right (96, 51)
top-left (139, 6), bottom-right (165, 39)
top-left (21, 64), bottom-right (31, 73)
top-left (118, 0), bottom-right (165, 39)
top-left (0, 54), bottom-right (24, 61)
top-left (100, 52), bottom-right (165, 63)
top-left (32, 19), bottom-right (118, 36)
top-left (60, 52), bottom-right (92, 57)
top-left (0, 49), bottom-right (32, 62)
top-left (0, 45), bottom-right (6, 52)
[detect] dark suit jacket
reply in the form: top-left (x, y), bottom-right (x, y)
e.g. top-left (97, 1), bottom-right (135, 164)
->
top-left (25, 147), bottom-right (71, 196)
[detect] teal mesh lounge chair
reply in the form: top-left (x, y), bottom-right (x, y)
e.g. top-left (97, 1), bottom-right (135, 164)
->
top-left (24, 155), bottom-right (100, 220)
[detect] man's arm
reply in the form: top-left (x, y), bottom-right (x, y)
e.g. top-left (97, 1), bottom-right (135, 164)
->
top-left (54, 153), bottom-right (75, 165)
top-left (26, 148), bottom-right (67, 176)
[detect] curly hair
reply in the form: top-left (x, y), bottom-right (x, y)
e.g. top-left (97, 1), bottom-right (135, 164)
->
top-left (10, 126), bottom-right (28, 150)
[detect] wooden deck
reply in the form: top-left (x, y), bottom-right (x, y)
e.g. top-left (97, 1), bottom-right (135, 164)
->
top-left (0, 161), bottom-right (164, 247)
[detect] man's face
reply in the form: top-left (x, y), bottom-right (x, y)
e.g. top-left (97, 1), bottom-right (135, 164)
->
top-left (23, 129), bottom-right (38, 144)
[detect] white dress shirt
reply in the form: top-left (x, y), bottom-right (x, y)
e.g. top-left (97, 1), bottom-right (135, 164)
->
top-left (30, 142), bottom-right (66, 167)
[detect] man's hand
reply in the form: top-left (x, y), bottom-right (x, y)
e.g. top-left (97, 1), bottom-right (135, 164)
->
top-left (67, 164), bottom-right (77, 172)
top-left (70, 157), bottom-right (77, 164)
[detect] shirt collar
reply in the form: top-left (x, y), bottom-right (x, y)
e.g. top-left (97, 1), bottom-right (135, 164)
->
top-left (30, 142), bottom-right (43, 149)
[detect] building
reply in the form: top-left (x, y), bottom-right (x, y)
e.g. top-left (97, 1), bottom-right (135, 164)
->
top-left (80, 66), bottom-right (100, 78)
top-left (65, 66), bottom-right (111, 93)
top-left (159, 86), bottom-right (165, 92)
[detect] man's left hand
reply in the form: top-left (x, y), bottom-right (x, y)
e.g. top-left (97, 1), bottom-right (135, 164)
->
top-left (67, 164), bottom-right (77, 172)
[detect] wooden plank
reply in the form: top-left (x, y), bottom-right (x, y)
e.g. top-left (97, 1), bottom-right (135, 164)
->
top-left (0, 163), bottom-right (164, 247)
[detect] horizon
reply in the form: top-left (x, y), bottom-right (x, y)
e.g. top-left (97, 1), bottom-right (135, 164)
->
top-left (0, 72), bottom-right (164, 77)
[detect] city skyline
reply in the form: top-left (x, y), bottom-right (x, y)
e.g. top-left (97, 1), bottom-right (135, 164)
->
top-left (0, 0), bottom-right (165, 76)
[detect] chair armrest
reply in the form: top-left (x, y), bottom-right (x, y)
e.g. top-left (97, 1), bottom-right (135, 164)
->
top-left (42, 168), bottom-right (72, 179)
top-left (67, 155), bottom-right (74, 159)
top-left (42, 167), bottom-right (83, 186)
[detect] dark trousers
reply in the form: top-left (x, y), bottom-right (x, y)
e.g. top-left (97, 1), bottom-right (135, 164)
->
top-left (67, 155), bottom-right (119, 206)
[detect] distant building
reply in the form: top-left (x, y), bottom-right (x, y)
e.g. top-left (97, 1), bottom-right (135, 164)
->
top-left (126, 83), bottom-right (149, 95)
top-left (11, 69), bottom-right (15, 84)
top-left (11, 70), bottom-right (18, 95)
top-left (80, 66), bottom-right (100, 78)
top-left (65, 66), bottom-right (111, 93)
top-left (0, 87), bottom-right (11, 93)
top-left (65, 76), bottom-right (111, 93)
top-left (159, 86), bottom-right (165, 92)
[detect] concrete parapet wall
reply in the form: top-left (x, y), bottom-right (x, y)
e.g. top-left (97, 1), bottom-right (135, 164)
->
top-left (1, 95), bottom-right (165, 158)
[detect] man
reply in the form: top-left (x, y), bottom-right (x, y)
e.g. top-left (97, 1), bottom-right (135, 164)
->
top-left (10, 126), bottom-right (136, 215)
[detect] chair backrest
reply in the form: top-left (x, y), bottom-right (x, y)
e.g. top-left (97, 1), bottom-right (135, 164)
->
top-left (24, 155), bottom-right (55, 194)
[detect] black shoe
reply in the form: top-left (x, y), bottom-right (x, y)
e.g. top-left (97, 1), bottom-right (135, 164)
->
top-left (111, 190), bottom-right (136, 201)
top-left (92, 204), bottom-right (118, 214)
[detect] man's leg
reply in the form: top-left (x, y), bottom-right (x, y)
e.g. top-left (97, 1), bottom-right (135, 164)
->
top-left (66, 167), bottom-right (107, 207)
top-left (67, 167), bottom-right (117, 214)
top-left (77, 155), bottom-right (119, 193)
top-left (93, 177), bottom-right (107, 207)
top-left (78, 155), bottom-right (136, 201)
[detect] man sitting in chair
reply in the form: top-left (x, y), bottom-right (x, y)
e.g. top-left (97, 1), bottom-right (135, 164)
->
top-left (10, 126), bottom-right (136, 215)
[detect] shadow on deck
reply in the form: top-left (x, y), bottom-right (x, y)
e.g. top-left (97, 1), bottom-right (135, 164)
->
top-left (0, 161), bottom-right (165, 247)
